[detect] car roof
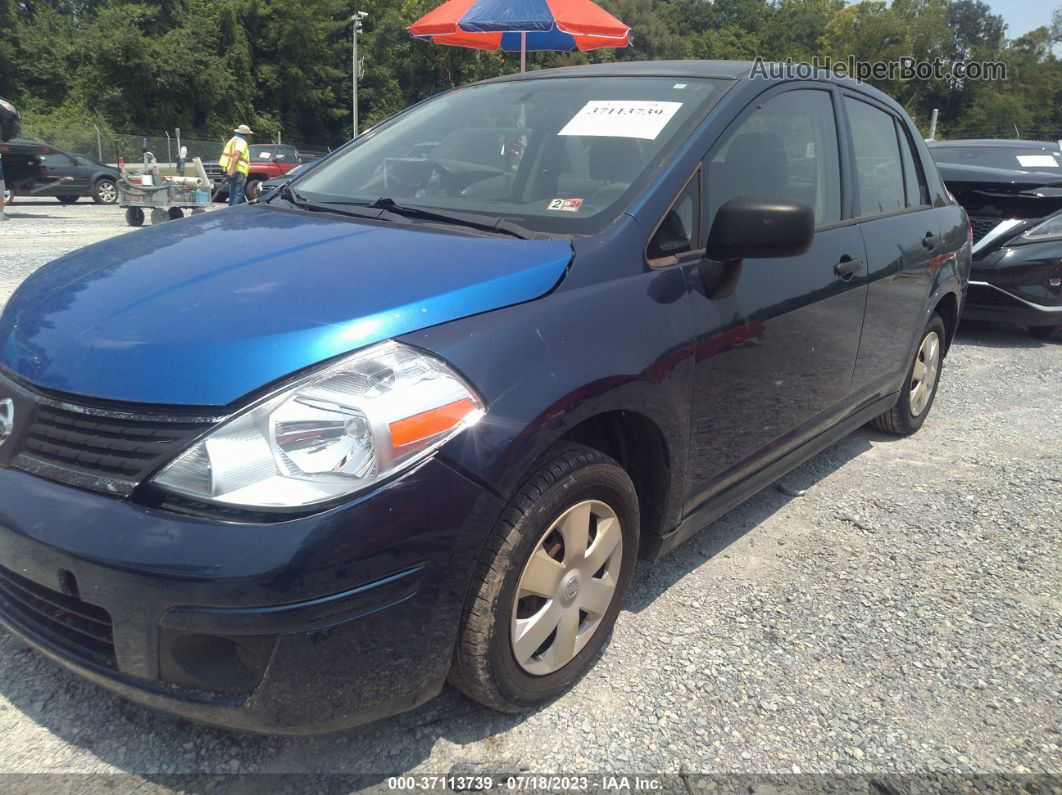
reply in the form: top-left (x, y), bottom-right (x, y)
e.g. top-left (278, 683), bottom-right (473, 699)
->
top-left (474, 59), bottom-right (902, 112)
top-left (927, 139), bottom-right (1060, 149)
top-left (490, 60), bottom-right (756, 81)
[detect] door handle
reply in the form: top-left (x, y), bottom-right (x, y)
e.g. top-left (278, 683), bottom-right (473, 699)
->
top-left (834, 256), bottom-right (863, 280)
top-left (922, 231), bottom-right (936, 249)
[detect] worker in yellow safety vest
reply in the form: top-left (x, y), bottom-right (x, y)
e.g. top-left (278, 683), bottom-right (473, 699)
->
top-left (219, 124), bottom-right (253, 206)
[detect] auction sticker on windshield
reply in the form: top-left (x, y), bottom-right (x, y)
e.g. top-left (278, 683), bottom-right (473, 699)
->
top-left (1016, 155), bottom-right (1059, 168)
top-left (559, 101), bottom-right (683, 140)
top-left (547, 198), bottom-right (584, 213)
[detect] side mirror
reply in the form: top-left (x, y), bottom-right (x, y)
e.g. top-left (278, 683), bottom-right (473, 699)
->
top-left (705, 196), bottom-right (815, 263)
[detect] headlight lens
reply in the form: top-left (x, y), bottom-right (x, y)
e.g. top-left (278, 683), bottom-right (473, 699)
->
top-left (1020, 212), bottom-right (1062, 242)
top-left (152, 341), bottom-right (483, 508)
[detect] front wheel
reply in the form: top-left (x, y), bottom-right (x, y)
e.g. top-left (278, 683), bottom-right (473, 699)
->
top-left (871, 314), bottom-right (946, 436)
top-left (3, 187), bottom-right (15, 204)
top-left (1028, 324), bottom-right (1062, 343)
top-left (92, 178), bottom-right (118, 205)
top-left (450, 443), bottom-right (638, 713)
top-left (244, 179), bottom-right (262, 200)
top-left (125, 207), bottom-right (144, 226)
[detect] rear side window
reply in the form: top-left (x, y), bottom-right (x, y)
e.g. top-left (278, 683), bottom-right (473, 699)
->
top-left (708, 89), bottom-right (841, 230)
top-left (845, 98), bottom-right (906, 216)
top-left (895, 121), bottom-right (928, 206)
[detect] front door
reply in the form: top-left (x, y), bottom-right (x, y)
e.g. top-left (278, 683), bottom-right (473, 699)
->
top-left (38, 151), bottom-right (88, 196)
top-left (683, 86), bottom-right (869, 511)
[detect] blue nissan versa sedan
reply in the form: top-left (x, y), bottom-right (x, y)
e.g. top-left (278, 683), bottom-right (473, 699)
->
top-left (0, 61), bottom-right (969, 733)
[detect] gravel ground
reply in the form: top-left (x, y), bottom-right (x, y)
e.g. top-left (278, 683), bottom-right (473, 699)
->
top-left (0, 202), bottom-right (1059, 789)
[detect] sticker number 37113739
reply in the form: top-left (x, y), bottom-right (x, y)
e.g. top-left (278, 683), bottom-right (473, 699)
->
top-left (559, 101), bottom-right (684, 140)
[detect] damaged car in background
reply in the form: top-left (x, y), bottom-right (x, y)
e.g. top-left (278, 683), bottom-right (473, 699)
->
top-left (929, 140), bottom-right (1062, 342)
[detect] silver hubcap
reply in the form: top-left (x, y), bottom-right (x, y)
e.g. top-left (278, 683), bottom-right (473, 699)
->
top-left (511, 500), bottom-right (623, 676)
top-left (909, 330), bottom-right (941, 416)
top-left (98, 182), bottom-right (116, 203)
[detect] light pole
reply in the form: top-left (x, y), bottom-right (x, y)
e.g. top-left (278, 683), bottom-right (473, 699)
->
top-left (352, 11), bottom-right (368, 137)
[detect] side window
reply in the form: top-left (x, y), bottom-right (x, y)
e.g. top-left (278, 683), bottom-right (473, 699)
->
top-left (845, 98), bottom-right (906, 216)
top-left (648, 171), bottom-right (700, 263)
top-left (707, 89), bottom-right (841, 232)
top-left (895, 120), bottom-right (927, 207)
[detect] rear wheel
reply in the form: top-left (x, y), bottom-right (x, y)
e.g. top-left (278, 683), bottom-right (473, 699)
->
top-left (450, 443), bottom-right (638, 712)
top-left (125, 207), bottom-right (144, 226)
top-left (56, 195), bottom-right (79, 204)
top-left (92, 178), bottom-right (118, 205)
top-left (150, 208), bottom-right (169, 225)
top-left (245, 179), bottom-right (262, 200)
top-left (3, 188), bottom-right (15, 204)
top-left (1028, 324), bottom-right (1062, 343)
top-left (871, 314), bottom-right (946, 436)
top-left (167, 206), bottom-right (184, 220)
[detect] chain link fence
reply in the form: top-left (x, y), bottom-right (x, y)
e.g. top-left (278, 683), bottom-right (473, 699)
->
top-left (20, 124), bottom-right (333, 167)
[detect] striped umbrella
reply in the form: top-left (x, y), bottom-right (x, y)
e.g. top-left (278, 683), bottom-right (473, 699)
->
top-left (409, 0), bottom-right (631, 72)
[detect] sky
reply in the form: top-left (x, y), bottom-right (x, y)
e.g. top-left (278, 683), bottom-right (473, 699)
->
top-left (983, 0), bottom-right (1057, 39)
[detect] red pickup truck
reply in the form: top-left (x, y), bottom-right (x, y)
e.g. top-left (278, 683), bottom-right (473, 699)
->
top-left (202, 144), bottom-right (312, 201)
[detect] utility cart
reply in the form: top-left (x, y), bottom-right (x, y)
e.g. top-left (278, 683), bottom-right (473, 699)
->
top-left (118, 178), bottom-right (211, 226)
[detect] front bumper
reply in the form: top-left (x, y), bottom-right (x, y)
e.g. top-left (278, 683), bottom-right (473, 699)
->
top-left (966, 243), bottom-right (1062, 327)
top-left (0, 459), bottom-right (500, 734)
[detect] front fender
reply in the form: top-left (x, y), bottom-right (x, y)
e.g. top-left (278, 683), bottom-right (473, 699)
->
top-left (401, 256), bottom-right (695, 538)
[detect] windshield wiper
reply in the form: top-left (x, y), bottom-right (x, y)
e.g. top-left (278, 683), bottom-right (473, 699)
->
top-left (275, 184), bottom-right (387, 222)
top-left (275, 188), bottom-right (534, 240)
top-left (366, 197), bottom-right (533, 240)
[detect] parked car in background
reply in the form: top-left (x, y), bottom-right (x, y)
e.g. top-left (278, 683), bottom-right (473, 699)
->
top-left (930, 140), bottom-right (1062, 341)
top-left (1, 140), bottom-right (119, 204)
top-left (203, 144), bottom-right (315, 201)
top-left (0, 61), bottom-right (969, 734)
top-left (259, 161), bottom-right (312, 194)
top-left (0, 139), bottom-right (48, 204)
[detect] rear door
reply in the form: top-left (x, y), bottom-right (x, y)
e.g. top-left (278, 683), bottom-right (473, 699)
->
top-left (844, 95), bottom-right (941, 396)
top-left (683, 85), bottom-right (869, 510)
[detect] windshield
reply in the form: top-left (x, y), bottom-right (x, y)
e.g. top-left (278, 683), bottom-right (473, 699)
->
top-left (290, 76), bottom-right (728, 235)
top-left (930, 145), bottom-right (1062, 173)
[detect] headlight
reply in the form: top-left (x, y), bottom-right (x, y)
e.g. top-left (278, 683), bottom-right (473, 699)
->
top-left (1020, 212), bottom-right (1062, 242)
top-left (152, 341), bottom-right (483, 508)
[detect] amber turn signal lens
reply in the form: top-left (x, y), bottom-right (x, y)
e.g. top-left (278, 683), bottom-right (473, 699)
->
top-left (389, 398), bottom-right (477, 447)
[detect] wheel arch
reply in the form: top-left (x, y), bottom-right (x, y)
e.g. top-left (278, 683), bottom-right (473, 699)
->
top-left (933, 291), bottom-right (959, 354)
top-left (556, 409), bottom-right (674, 554)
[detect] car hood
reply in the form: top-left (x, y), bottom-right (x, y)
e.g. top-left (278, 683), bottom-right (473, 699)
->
top-left (936, 161), bottom-right (1062, 195)
top-left (0, 205), bottom-right (573, 406)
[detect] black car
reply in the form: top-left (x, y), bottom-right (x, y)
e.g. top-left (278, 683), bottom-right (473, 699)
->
top-left (929, 140), bottom-right (1062, 341)
top-left (2, 140), bottom-right (120, 205)
top-left (0, 61), bottom-right (969, 734)
top-left (258, 160), bottom-right (312, 193)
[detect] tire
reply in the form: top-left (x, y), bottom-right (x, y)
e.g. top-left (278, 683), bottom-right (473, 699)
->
top-left (92, 178), bottom-right (118, 205)
top-left (56, 195), bottom-right (79, 204)
top-left (450, 442), bottom-right (639, 713)
top-left (167, 206), bottom-right (184, 220)
top-left (1028, 324), bottom-right (1062, 342)
top-left (125, 207), bottom-right (144, 227)
top-left (3, 188), bottom-right (15, 204)
top-left (150, 208), bottom-right (169, 225)
top-left (244, 179), bottom-right (262, 200)
top-left (871, 314), bottom-right (946, 436)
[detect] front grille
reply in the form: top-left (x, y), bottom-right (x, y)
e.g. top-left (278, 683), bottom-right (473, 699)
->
top-left (970, 215), bottom-right (1001, 243)
top-left (0, 564), bottom-right (116, 668)
top-left (0, 370), bottom-right (221, 497)
top-left (17, 403), bottom-right (210, 494)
